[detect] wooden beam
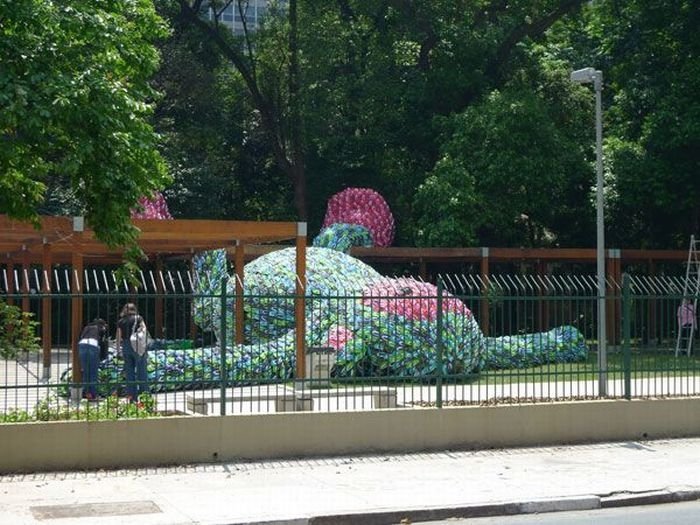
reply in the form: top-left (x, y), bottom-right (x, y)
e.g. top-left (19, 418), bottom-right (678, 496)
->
top-left (351, 246), bottom-right (483, 261)
top-left (130, 218), bottom-right (298, 239)
top-left (620, 249), bottom-right (687, 261)
top-left (490, 248), bottom-right (597, 261)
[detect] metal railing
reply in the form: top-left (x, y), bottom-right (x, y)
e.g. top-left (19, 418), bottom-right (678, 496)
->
top-left (1, 272), bottom-right (698, 421)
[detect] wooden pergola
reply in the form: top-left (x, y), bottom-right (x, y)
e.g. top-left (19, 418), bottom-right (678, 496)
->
top-left (0, 215), bottom-right (308, 380)
top-left (2, 213), bottom-right (689, 379)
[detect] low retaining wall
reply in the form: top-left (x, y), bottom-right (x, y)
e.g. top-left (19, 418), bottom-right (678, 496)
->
top-left (2, 398), bottom-right (700, 473)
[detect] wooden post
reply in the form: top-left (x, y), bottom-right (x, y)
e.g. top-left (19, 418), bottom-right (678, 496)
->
top-left (648, 259), bottom-right (657, 344)
top-left (71, 219), bottom-right (84, 384)
top-left (188, 255), bottom-right (198, 344)
top-left (155, 257), bottom-right (164, 338)
top-left (480, 248), bottom-right (490, 336)
top-left (21, 248), bottom-right (30, 315)
top-left (295, 223), bottom-right (307, 379)
top-left (234, 241), bottom-right (245, 345)
top-left (42, 241), bottom-right (52, 379)
top-left (536, 260), bottom-right (547, 331)
top-left (6, 260), bottom-right (15, 306)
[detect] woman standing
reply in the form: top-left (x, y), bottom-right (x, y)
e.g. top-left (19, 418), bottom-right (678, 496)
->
top-left (77, 318), bottom-right (108, 400)
top-left (116, 303), bottom-right (149, 400)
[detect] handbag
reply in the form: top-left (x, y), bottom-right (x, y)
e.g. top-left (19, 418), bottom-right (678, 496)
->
top-left (129, 316), bottom-right (152, 356)
top-left (98, 327), bottom-right (109, 361)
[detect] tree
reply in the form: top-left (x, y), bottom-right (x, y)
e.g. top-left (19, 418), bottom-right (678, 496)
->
top-left (175, 0), bottom-right (308, 218)
top-left (154, 6), bottom-right (294, 220)
top-left (413, 58), bottom-right (594, 248)
top-left (545, 0), bottom-right (700, 249)
top-left (587, 0), bottom-right (700, 248)
top-left (302, 0), bottom-right (591, 245)
top-left (173, 1), bottom-right (590, 233)
top-left (0, 0), bottom-right (170, 255)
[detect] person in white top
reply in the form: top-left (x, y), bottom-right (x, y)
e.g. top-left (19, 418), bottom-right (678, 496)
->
top-left (77, 318), bottom-right (108, 400)
top-left (678, 298), bottom-right (697, 351)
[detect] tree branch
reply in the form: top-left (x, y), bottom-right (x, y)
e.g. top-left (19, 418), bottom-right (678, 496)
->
top-left (178, 0), bottom-right (292, 174)
top-left (492, 0), bottom-right (587, 75)
top-left (337, 0), bottom-right (354, 22)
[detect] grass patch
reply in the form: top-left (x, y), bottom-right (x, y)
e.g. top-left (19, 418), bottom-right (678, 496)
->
top-left (316, 348), bottom-right (700, 387)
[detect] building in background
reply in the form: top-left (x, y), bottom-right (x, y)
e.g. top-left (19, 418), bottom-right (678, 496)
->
top-left (204, 0), bottom-right (285, 34)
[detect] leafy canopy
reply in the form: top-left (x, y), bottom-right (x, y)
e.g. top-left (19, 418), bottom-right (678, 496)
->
top-left (0, 0), bottom-right (170, 255)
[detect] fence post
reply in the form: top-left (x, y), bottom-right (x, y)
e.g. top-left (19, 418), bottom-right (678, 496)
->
top-left (220, 280), bottom-right (228, 415)
top-left (436, 277), bottom-right (444, 408)
top-left (622, 273), bottom-right (631, 400)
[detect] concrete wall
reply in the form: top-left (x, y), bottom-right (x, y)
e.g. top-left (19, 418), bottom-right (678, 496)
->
top-left (2, 398), bottom-right (700, 473)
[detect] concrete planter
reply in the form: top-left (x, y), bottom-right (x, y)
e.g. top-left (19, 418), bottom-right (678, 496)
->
top-left (4, 398), bottom-right (700, 473)
top-left (304, 347), bottom-right (337, 388)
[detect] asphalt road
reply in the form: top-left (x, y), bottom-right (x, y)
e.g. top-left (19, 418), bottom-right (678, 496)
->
top-left (417, 500), bottom-right (700, 524)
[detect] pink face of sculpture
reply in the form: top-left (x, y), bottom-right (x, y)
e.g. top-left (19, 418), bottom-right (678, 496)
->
top-left (131, 192), bottom-right (173, 220)
top-left (322, 188), bottom-right (395, 247)
top-left (362, 278), bottom-right (471, 322)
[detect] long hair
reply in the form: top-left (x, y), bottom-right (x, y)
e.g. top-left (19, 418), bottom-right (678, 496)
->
top-left (120, 303), bottom-right (138, 318)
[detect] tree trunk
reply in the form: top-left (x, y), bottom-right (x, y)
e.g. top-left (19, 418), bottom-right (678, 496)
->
top-left (180, 0), bottom-right (307, 220)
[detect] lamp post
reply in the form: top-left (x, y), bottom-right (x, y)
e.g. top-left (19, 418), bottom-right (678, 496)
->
top-left (570, 67), bottom-right (606, 396)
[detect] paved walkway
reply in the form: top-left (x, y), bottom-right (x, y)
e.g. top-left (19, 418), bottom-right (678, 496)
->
top-left (2, 438), bottom-right (700, 524)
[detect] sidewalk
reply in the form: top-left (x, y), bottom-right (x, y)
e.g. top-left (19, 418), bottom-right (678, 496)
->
top-left (2, 437), bottom-right (700, 524)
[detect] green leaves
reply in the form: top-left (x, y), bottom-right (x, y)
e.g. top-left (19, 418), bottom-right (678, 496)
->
top-left (1, 0), bottom-right (170, 253)
top-left (0, 299), bottom-right (41, 359)
top-left (584, 0), bottom-right (700, 247)
top-left (414, 64), bottom-right (593, 247)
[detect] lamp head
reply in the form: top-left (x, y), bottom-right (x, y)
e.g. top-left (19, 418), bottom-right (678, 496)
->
top-left (570, 67), bottom-right (597, 84)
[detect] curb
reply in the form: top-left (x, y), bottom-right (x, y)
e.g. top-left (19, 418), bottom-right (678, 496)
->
top-left (308, 497), bottom-right (600, 525)
top-left (242, 489), bottom-right (700, 525)
top-left (239, 496), bottom-right (601, 525)
top-left (601, 488), bottom-right (700, 508)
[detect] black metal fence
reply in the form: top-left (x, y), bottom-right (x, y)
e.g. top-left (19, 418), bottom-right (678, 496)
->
top-left (1, 272), bottom-right (698, 421)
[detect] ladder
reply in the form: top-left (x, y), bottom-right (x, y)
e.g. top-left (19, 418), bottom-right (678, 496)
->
top-left (676, 235), bottom-right (700, 356)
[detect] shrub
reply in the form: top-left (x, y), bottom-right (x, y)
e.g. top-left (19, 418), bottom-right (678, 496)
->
top-left (0, 299), bottom-right (40, 359)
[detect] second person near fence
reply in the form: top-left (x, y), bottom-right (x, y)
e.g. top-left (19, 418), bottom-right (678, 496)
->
top-left (115, 303), bottom-right (149, 401)
top-left (77, 318), bottom-right (108, 401)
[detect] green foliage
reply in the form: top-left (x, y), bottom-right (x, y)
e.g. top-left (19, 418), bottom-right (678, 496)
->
top-left (0, 0), bottom-right (171, 254)
top-left (414, 62), bottom-right (593, 247)
top-left (153, 9), bottom-right (294, 221)
top-left (556, 0), bottom-right (700, 248)
top-left (0, 299), bottom-right (40, 359)
top-left (301, 1), bottom-right (599, 245)
top-left (0, 393), bottom-right (159, 423)
top-left (167, 1), bottom-right (696, 251)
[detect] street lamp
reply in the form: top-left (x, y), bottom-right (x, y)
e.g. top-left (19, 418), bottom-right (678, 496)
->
top-left (570, 67), bottom-right (606, 396)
